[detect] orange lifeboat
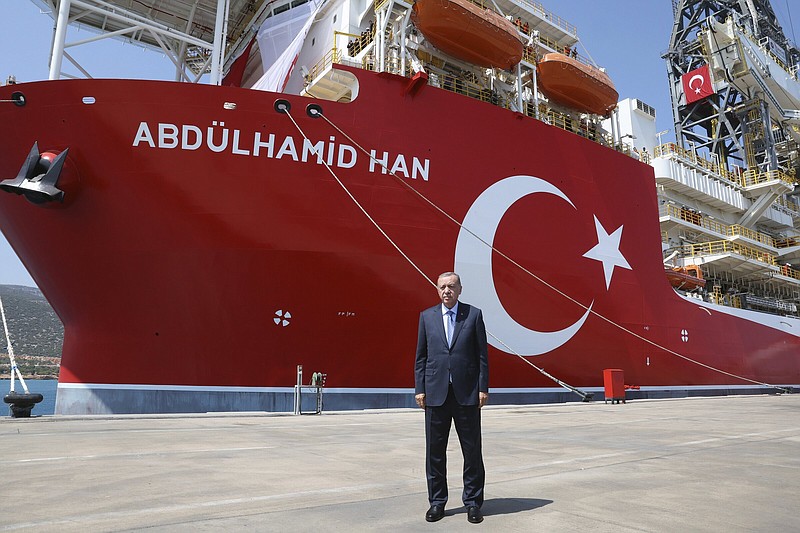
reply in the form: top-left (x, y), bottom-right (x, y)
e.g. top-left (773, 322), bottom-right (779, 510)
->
top-left (537, 53), bottom-right (619, 116)
top-left (666, 265), bottom-right (706, 291)
top-left (411, 0), bottom-right (523, 70)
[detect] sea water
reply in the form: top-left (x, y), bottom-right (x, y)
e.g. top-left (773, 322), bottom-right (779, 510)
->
top-left (0, 379), bottom-right (58, 416)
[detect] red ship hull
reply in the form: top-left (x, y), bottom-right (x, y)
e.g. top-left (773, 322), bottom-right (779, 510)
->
top-left (0, 66), bottom-right (797, 414)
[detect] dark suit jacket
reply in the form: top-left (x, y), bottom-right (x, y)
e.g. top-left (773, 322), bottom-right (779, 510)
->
top-left (415, 302), bottom-right (489, 407)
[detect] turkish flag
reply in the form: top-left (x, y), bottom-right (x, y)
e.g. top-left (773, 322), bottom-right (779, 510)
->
top-left (682, 64), bottom-right (714, 104)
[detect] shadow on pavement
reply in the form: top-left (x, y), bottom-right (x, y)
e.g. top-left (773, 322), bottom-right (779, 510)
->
top-left (448, 497), bottom-right (552, 517)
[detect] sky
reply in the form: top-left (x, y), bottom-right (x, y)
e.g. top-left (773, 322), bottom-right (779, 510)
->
top-left (0, 1), bottom-right (797, 287)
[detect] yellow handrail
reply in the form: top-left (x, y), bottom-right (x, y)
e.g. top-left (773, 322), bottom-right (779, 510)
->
top-left (436, 71), bottom-right (499, 103)
top-left (775, 236), bottom-right (800, 249)
top-left (726, 224), bottom-right (776, 247)
top-left (305, 47), bottom-right (345, 84)
top-left (775, 195), bottom-right (800, 216)
top-left (654, 143), bottom-right (797, 190)
top-left (660, 203), bottom-right (781, 249)
top-left (741, 168), bottom-right (795, 187)
top-left (779, 263), bottom-right (800, 280)
top-left (683, 239), bottom-right (777, 265)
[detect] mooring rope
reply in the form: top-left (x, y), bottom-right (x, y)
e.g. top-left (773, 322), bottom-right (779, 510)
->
top-left (284, 104), bottom-right (789, 394)
top-left (0, 295), bottom-right (30, 394)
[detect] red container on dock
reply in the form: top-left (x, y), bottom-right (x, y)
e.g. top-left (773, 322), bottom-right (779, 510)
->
top-left (603, 369), bottom-right (625, 404)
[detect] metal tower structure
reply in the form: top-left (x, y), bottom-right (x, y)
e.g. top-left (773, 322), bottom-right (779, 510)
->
top-left (665, 0), bottom-right (800, 176)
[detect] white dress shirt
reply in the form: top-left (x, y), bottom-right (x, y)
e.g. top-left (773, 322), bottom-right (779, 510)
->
top-left (442, 302), bottom-right (458, 346)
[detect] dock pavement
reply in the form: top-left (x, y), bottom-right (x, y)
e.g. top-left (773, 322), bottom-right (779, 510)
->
top-left (1, 394), bottom-right (799, 532)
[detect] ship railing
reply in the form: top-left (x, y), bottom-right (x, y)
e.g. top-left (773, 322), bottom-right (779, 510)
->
top-left (384, 55), bottom-right (414, 77)
top-left (537, 108), bottom-right (605, 143)
top-left (529, 34), bottom-right (592, 66)
top-left (779, 264), bottom-right (800, 280)
top-left (315, 34), bottom-right (609, 153)
top-left (654, 143), bottom-right (798, 191)
top-left (726, 224), bottom-right (776, 247)
top-left (775, 236), bottom-right (800, 249)
top-left (454, 1), bottom-right (579, 57)
top-left (435, 71), bottom-right (501, 104)
top-left (661, 203), bottom-right (717, 234)
top-left (710, 289), bottom-right (744, 310)
top-left (466, 0), bottom-right (577, 37)
top-left (661, 203), bottom-right (779, 249)
top-left (305, 47), bottom-right (344, 85)
top-left (535, 34), bottom-right (560, 53)
top-left (523, 45), bottom-right (537, 64)
top-left (741, 168), bottom-right (795, 188)
top-left (518, 1), bottom-right (577, 36)
top-left (341, 27), bottom-right (375, 59)
top-left (307, 44), bottom-right (378, 86)
top-left (654, 143), bottom-right (742, 186)
top-left (774, 195), bottom-right (800, 217)
top-left (771, 201), bottom-right (797, 219)
top-left (683, 239), bottom-right (777, 266)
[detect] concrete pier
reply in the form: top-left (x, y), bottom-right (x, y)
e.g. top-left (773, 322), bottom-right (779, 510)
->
top-left (2, 394), bottom-right (799, 531)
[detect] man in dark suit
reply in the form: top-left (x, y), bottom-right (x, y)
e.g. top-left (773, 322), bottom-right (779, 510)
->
top-left (415, 271), bottom-right (489, 524)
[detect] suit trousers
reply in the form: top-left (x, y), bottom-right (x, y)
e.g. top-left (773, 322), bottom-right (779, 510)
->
top-left (425, 384), bottom-right (485, 507)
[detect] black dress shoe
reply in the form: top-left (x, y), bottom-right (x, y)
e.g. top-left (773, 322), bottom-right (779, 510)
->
top-left (467, 505), bottom-right (483, 524)
top-left (425, 504), bottom-right (445, 522)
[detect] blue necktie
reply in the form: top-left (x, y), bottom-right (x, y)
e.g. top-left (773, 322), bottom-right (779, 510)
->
top-left (446, 310), bottom-right (454, 346)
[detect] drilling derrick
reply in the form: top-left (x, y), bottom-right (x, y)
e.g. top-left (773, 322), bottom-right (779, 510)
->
top-left (665, 0), bottom-right (800, 177)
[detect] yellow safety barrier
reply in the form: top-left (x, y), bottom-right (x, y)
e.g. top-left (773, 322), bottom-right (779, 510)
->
top-left (775, 237), bottom-right (800, 249)
top-left (779, 263), bottom-right (800, 280)
top-left (661, 203), bottom-right (782, 249)
top-left (654, 143), bottom-right (797, 191)
top-left (726, 224), bottom-right (776, 247)
top-left (684, 239), bottom-right (777, 266)
top-left (304, 47), bottom-right (344, 84)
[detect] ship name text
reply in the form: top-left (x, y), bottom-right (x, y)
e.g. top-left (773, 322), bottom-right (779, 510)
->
top-left (132, 121), bottom-right (430, 181)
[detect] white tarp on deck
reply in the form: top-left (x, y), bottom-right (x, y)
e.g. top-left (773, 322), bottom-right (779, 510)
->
top-left (251, 1), bottom-right (322, 92)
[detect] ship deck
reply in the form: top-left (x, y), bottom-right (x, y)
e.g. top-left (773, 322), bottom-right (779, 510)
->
top-left (2, 394), bottom-right (799, 531)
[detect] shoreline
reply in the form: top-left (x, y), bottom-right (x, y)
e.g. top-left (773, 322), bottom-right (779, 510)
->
top-left (0, 375), bottom-right (58, 380)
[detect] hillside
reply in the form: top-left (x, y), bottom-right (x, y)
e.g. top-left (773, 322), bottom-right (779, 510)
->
top-left (0, 284), bottom-right (63, 378)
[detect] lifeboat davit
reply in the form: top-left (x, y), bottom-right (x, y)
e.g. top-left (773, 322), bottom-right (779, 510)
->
top-left (666, 265), bottom-right (706, 291)
top-left (537, 53), bottom-right (619, 116)
top-left (411, 0), bottom-right (523, 70)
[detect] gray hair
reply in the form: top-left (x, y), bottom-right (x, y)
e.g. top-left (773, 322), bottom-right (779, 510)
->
top-left (437, 272), bottom-right (461, 286)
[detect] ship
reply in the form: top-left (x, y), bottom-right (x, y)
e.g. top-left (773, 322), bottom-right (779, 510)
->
top-left (0, 0), bottom-right (798, 415)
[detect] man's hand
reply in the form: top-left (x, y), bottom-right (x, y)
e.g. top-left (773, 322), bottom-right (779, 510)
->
top-left (415, 393), bottom-right (426, 408)
top-left (479, 392), bottom-right (489, 409)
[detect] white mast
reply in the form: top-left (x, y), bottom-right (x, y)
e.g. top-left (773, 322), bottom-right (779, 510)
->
top-left (210, 0), bottom-right (231, 85)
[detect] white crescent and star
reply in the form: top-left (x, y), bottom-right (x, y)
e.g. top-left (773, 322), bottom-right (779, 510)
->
top-left (688, 74), bottom-right (705, 94)
top-left (583, 215), bottom-right (632, 289)
top-left (454, 175), bottom-right (631, 356)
